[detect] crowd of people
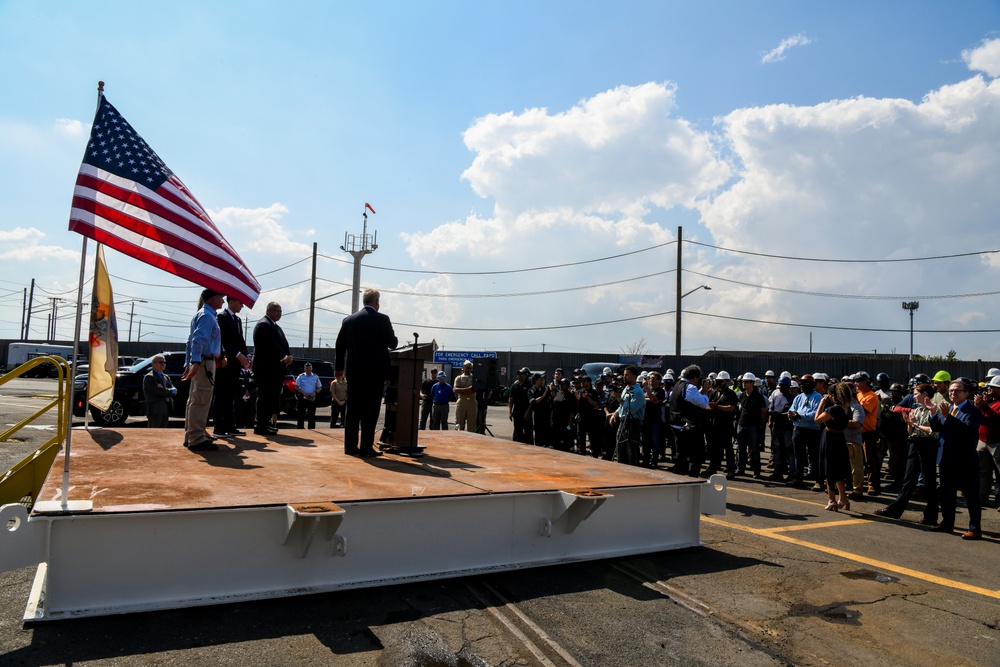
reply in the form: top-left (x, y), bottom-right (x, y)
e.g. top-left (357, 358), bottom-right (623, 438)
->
top-left (504, 363), bottom-right (1000, 540)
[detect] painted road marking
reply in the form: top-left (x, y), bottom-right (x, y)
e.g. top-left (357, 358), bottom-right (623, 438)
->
top-left (767, 518), bottom-right (868, 532)
top-left (705, 501), bottom-right (1000, 600)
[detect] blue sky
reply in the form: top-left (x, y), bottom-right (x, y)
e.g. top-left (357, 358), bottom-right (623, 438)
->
top-left (3, 1), bottom-right (1000, 364)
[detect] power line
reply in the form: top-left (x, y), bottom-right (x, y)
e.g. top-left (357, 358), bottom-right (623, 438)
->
top-left (683, 269), bottom-right (1000, 300)
top-left (316, 269), bottom-right (677, 299)
top-left (683, 310), bottom-right (1000, 333)
top-left (316, 239), bottom-right (677, 276)
top-left (257, 256), bottom-right (310, 276)
top-left (313, 303), bottom-right (673, 331)
top-left (687, 240), bottom-right (1000, 263)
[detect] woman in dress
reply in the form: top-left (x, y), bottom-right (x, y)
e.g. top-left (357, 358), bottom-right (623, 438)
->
top-left (815, 382), bottom-right (854, 511)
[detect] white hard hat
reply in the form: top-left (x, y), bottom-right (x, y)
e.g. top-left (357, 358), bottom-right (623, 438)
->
top-left (716, 371), bottom-right (731, 381)
top-left (791, 380), bottom-right (799, 388)
top-left (742, 372), bottom-right (758, 382)
top-left (779, 371), bottom-right (791, 379)
top-left (988, 368), bottom-right (1000, 378)
top-left (989, 376), bottom-right (1000, 388)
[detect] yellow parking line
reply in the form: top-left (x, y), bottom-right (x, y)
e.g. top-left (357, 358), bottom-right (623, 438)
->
top-left (729, 485), bottom-right (835, 509)
top-left (767, 518), bottom-right (869, 532)
top-left (702, 516), bottom-right (1000, 600)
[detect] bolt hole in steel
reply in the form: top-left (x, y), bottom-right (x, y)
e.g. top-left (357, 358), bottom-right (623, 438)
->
top-left (5, 516), bottom-right (19, 532)
top-left (841, 569), bottom-right (897, 584)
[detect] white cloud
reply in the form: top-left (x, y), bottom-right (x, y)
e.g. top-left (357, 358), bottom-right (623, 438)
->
top-left (0, 227), bottom-right (79, 262)
top-left (962, 37), bottom-right (1000, 78)
top-left (761, 33), bottom-right (812, 64)
top-left (460, 82), bottom-right (731, 215)
top-left (54, 118), bottom-right (86, 139)
top-left (211, 203), bottom-right (312, 256)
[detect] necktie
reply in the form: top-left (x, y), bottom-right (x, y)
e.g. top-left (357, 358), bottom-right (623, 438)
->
top-left (950, 405), bottom-right (957, 417)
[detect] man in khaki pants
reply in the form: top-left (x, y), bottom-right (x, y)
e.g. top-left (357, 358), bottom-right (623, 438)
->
top-left (182, 288), bottom-right (225, 451)
top-left (454, 360), bottom-right (478, 432)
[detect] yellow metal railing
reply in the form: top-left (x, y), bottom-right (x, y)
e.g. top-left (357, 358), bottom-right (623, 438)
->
top-left (0, 355), bottom-right (72, 507)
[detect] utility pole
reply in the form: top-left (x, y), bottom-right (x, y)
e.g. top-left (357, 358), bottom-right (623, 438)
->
top-left (20, 287), bottom-right (26, 341)
top-left (24, 279), bottom-right (35, 341)
top-left (340, 204), bottom-right (378, 314)
top-left (675, 226), bottom-right (683, 357)
top-left (307, 242), bottom-right (317, 347)
top-left (902, 301), bottom-right (919, 377)
top-left (126, 299), bottom-right (147, 341)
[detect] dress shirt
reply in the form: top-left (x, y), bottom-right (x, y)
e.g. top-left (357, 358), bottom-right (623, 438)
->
top-left (186, 304), bottom-right (221, 365)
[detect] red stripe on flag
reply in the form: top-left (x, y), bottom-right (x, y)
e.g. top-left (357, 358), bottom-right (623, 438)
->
top-left (69, 216), bottom-right (260, 306)
top-left (74, 172), bottom-right (225, 252)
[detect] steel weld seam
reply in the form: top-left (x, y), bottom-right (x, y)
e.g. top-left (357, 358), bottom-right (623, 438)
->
top-left (703, 516), bottom-right (1000, 600)
top-left (463, 582), bottom-right (561, 667)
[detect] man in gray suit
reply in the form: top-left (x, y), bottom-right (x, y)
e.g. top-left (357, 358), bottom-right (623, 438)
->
top-left (143, 354), bottom-right (176, 428)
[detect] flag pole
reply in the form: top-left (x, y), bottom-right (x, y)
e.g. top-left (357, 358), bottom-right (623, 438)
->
top-left (44, 82), bottom-right (104, 514)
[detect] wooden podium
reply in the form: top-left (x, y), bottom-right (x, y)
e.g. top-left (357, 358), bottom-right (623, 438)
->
top-left (379, 337), bottom-right (436, 456)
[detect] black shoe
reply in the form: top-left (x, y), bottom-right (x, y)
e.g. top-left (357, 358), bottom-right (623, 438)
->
top-left (874, 508), bottom-right (900, 519)
top-left (359, 450), bottom-right (383, 458)
top-left (230, 430), bottom-right (247, 437)
top-left (847, 491), bottom-right (865, 501)
top-left (213, 431), bottom-right (234, 439)
top-left (189, 440), bottom-right (219, 452)
top-left (253, 428), bottom-right (277, 436)
top-left (345, 449), bottom-right (361, 457)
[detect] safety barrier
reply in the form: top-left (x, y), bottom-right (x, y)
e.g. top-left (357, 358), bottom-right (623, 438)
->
top-left (0, 355), bottom-right (71, 507)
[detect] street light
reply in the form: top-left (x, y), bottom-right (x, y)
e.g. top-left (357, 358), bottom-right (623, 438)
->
top-left (675, 285), bottom-right (711, 356)
top-left (902, 301), bottom-right (919, 376)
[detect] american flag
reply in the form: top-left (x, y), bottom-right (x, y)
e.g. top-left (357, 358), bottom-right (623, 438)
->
top-left (68, 95), bottom-right (261, 307)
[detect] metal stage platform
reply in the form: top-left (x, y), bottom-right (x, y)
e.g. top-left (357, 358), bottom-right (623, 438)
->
top-left (0, 427), bottom-right (726, 621)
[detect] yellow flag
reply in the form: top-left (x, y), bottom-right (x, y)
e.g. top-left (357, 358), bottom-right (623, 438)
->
top-left (88, 244), bottom-right (119, 411)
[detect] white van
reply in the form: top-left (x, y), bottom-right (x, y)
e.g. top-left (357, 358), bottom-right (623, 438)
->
top-left (5, 343), bottom-right (80, 378)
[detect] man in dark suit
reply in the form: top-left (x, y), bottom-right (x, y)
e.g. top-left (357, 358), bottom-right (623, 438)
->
top-left (215, 296), bottom-right (250, 437)
top-left (335, 288), bottom-right (398, 457)
top-left (252, 302), bottom-right (292, 436)
top-left (143, 354), bottom-right (176, 428)
top-left (930, 380), bottom-right (983, 539)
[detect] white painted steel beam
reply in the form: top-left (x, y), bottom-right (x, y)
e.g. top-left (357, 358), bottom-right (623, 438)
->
top-left (4, 477), bottom-right (722, 621)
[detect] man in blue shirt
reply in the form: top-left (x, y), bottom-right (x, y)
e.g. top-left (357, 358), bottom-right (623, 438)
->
top-left (612, 366), bottom-right (645, 466)
top-left (182, 288), bottom-right (224, 451)
top-left (430, 371), bottom-right (456, 430)
top-left (294, 362), bottom-right (324, 429)
top-left (786, 374), bottom-right (823, 487)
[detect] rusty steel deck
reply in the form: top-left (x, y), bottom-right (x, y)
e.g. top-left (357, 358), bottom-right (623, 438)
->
top-left (37, 428), bottom-right (698, 511)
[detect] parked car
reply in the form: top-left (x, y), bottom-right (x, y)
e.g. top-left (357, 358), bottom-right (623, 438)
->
top-left (73, 351), bottom-right (189, 426)
top-left (117, 356), bottom-right (142, 370)
top-left (279, 358), bottom-right (335, 416)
